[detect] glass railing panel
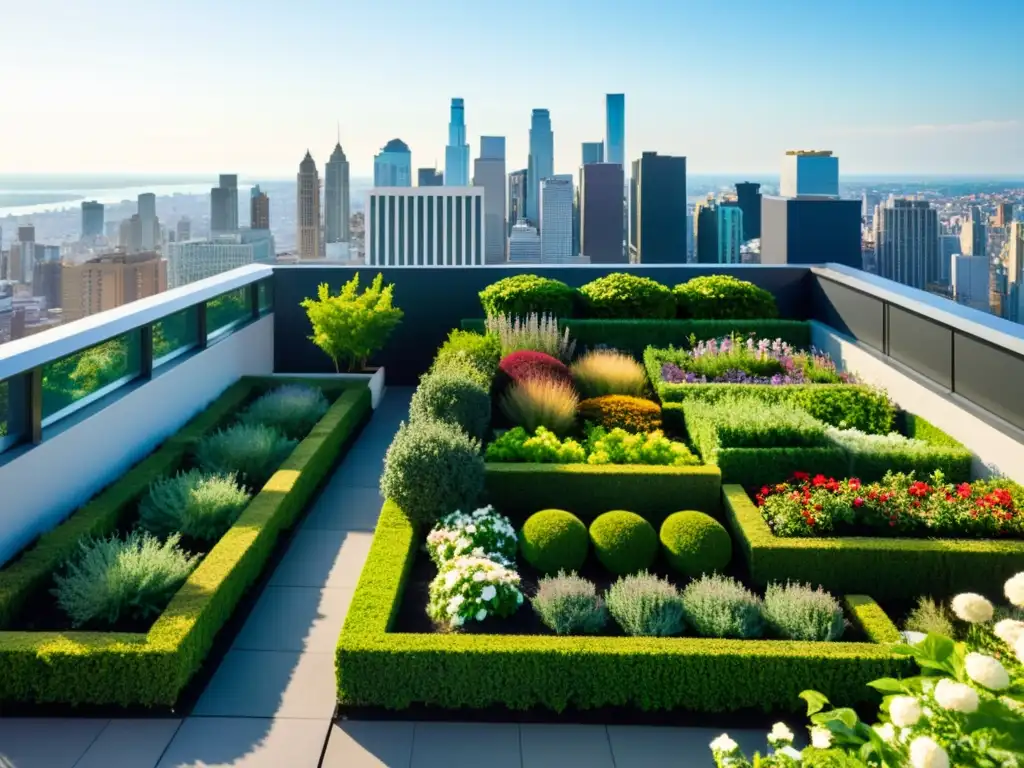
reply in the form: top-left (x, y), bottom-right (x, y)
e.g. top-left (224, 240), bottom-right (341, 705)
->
top-left (206, 287), bottom-right (251, 339)
top-left (258, 279), bottom-right (273, 315)
top-left (41, 332), bottom-right (142, 426)
top-left (153, 307), bottom-right (199, 367)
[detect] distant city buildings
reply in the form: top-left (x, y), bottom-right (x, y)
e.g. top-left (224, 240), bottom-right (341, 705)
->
top-left (473, 136), bottom-right (507, 263)
top-left (582, 142), bottom-right (604, 166)
top-left (580, 163), bottom-right (625, 263)
top-left (176, 217), bottom-right (192, 243)
top-left (605, 94), bottom-right (625, 167)
top-left (167, 231), bottom-right (275, 288)
top-left (210, 174), bottom-right (239, 234)
top-left (250, 186), bottom-right (270, 230)
top-left (695, 197), bottom-right (743, 264)
top-left (508, 220), bottom-right (541, 263)
top-left (873, 197), bottom-right (940, 290)
top-left (444, 98), bottom-right (470, 187)
top-left (779, 150), bottom-right (839, 198)
top-left (995, 202), bottom-right (1015, 228)
top-left (1007, 222), bottom-right (1024, 321)
top-left (527, 109), bottom-right (553, 224)
top-left (960, 206), bottom-right (987, 258)
top-left (297, 151), bottom-right (322, 259)
top-left (366, 188), bottom-right (484, 266)
top-left (540, 176), bottom-right (573, 263)
top-left (629, 151), bottom-right (687, 263)
top-left (81, 201), bottom-right (104, 239)
top-left (374, 139), bottom-right (412, 187)
top-left (61, 252), bottom-right (166, 323)
top-left (418, 168), bottom-right (443, 187)
top-left (951, 253), bottom-right (990, 312)
top-left (734, 182), bottom-right (762, 241)
top-left (325, 143), bottom-right (351, 244)
top-left (508, 170), bottom-right (528, 232)
top-left (137, 193), bottom-right (158, 251)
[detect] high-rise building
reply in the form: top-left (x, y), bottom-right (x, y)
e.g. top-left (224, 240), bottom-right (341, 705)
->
top-left (418, 168), bottom-right (443, 186)
top-left (32, 260), bottom-right (62, 311)
top-left (81, 201), bottom-right (104, 239)
top-left (779, 151), bottom-right (839, 198)
top-left (297, 151), bottom-right (322, 260)
top-left (167, 231), bottom-right (275, 288)
top-left (250, 185), bottom-right (270, 230)
top-left (61, 252), bottom-right (167, 322)
top-left (582, 142), bottom-right (604, 166)
top-left (374, 140), bottom-right (412, 187)
top-left (366, 188), bottom-right (484, 266)
top-left (1007, 222), bottom-right (1024, 321)
top-left (580, 163), bottom-right (625, 263)
top-left (473, 136), bottom-right (507, 263)
top-left (137, 193), bottom-right (158, 251)
top-left (872, 198), bottom-right (940, 290)
top-left (695, 198), bottom-right (743, 264)
top-left (960, 206), bottom-right (987, 258)
top-left (995, 202), bottom-right (1015, 228)
top-left (210, 174), bottom-right (239, 234)
top-left (605, 94), bottom-right (625, 167)
top-left (445, 98), bottom-right (470, 187)
top-left (951, 253), bottom-right (990, 312)
top-left (325, 143), bottom-right (351, 244)
top-left (734, 182), bottom-right (762, 240)
top-left (761, 196), bottom-right (861, 268)
top-left (16, 227), bottom-right (36, 284)
top-left (526, 109), bottom-right (553, 224)
top-left (540, 176), bottom-right (573, 263)
top-left (939, 233), bottom-right (959, 285)
top-left (508, 220), bottom-right (541, 262)
top-left (508, 170), bottom-right (528, 231)
top-left (629, 152), bottom-right (687, 263)
top-left (862, 192), bottom-right (881, 223)
top-left (176, 217), bottom-right (192, 243)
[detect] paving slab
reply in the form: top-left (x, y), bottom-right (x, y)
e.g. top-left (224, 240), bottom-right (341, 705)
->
top-left (410, 722), bottom-right (521, 768)
top-left (328, 450), bottom-right (389, 489)
top-left (608, 725), bottom-right (778, 768)
top-left (268, 529), bottom-right (373, 588)
top-left (74, 718), bottom-right (181, 768)
top-left (0, 717), bottom-right (108, 768)
top-left (232, 586), bottom-right (354, 653)
top-left (520, 723), bottom-right (615, 768)
top-left (302, 485), bottom-right (385, 532)
top-left (155, 717), bottom-right (329, 768)
top-left (321, 721), bottom-right (415, 768)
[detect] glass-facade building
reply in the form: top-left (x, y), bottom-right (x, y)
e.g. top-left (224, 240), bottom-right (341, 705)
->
top-left (779, 152), bottom-right (839, 198)
top-left (81, 201), bottom-right (104, 239)
top-left (527, 109), bottom-right (553, 224)
top-left (629, 152), bottom-right (687, 263)
top-left (582, 141), bottom-right (604, 166)
top-left (367, 189), bottom-right (484, 266)
top-left (445, 98), bottom-right (470, 186)
top-left (374, 140), bottom-right (412, 187)
top-left (605, 94), bottom-right (625, 167)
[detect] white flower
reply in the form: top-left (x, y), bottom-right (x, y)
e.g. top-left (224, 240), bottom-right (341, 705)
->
top-left (472, 570), bottom-right (486, 582)
top-left (444, 570), bottom-right (460, 589)
top-left (465, 524), bottom-right (477, 533)
top-left (965, 652), bottom-right (1010, 690)
top-left (950, 593), bottom-right (994, 623)
top-left (778, 746), bottom-right (802, 761)
top-left (1005, 572), bottom-right (1024, 607)
top-left (810, 727), bottom-right (832, 749)
top-left (475, 608), bottom-right (487, 621)
top-left (909, 736), bottom-right (949, 768)
top-left (889, 696), bottom-right (922, 727)
top-left (446, 594), bottom-right (465, 615)
top-left (994, 619), bottom-right (1024, 646)
top-left (709, 734), bottom-right (738, 753)
top-left (480, 585), bottom-right (497, 602)
top-left (933, 679), bottom-right (979, 713)
top-left (452, 614), bottom-right (464, 627)
top-left (768, 722), bottom-right (794, 745)
top-left (873, 723), bottom-right (895, 743)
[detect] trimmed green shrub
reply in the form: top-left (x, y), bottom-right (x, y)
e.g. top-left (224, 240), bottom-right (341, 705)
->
top-left (194, 423), bottom-right (297, 490)
top-left (519, 509), bottom-right (589, 575)
top-left (584, 426), bottom-right (699, 467)
top-left (499, 377), bottom-right (579, 435)
top-left (578, 394), bottom-right (661, 433)
top-left (139, 470), bottom-right (251, 542)
top-left (237, 384), bottom-right (329, 440)
top-left (763, 582), bottom-right (846, 642)
top-left (680, 574), bottom-right (765, 639)
top-left (589, 511), bottom-right (658, 575)
top-left (532, 572), bottom-right (608, 635)
top-left (673, 275), bottom-right (779, 320)
top-left (826, 424), bottom-right (972, 483)
top-left (683, 397), bottom-right (830, 451)
top-left (659, 511), bottom-right (732, 577)
top-left (485, 426), bottom-right (587, 463)
top-left (479, 274), bottom-right (576, 318)
top-left (904, 596), bottom-right (955, 638)
top-left (410, 368), bottom-right (491, 441)
top-left (432, 330), bottom-right (501, 384)
top-left (53, 531), bottom-right (199, 628)
top-left (790, 386), bottom-right (895, 435)
top-left (605, 572), bottom-right (685, 636)
top-left (570, 350), bottom-right (647, 399)
top-left (579, 273), bottom-right (676, 319)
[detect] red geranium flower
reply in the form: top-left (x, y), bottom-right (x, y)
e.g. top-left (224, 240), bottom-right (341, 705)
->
top-left (792, 471), bottom-right (809, 481)
top-left (853, 497), bottom-right (864, 507)
top-left (848, 478), bottom-right (861, 491)
top-left (957, 483), bottom-right (972, 499)
top-left (812, 474), bottom-right (827, 487)
top-left (908, 481), bottom-right (930, 498)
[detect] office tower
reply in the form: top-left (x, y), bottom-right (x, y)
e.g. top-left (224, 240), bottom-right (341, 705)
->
top-left (1007, 222), bottom-right (1024, 321)
top-left (61, 252), bottom-right (167, 323)
top-left (138, 193), bottom-right (158, 251)
top-left (526, 109), bottom-right (553, 224)
top-left (939, 234), bottom-right (959, 285)
top-left (695, 198), bottom-right (743, 264)
top-left (81, 201), bottom-right (104, 239)
top-left (582, 142), bottom-right (604, 166)
top-left (862, 192), bottom-right (881, 223)
top-left (540, 176), bottom-right (573, 262)
top-left (418, 168), bottom-right (443, 186)
top-left (16, 227), bottom-right (36, 285)
top-left (176, 217), bottom-right (192, 243)
top-left (297, 151), bottom-right (322, 259)
top-left (32, 261), bottom-right (62, 311)
top-left (508, 221), bottom-right (541, 262)
top-left (779, 151), bottom-right (839, 198)
top-left (872, 198), bottom-right (940, 290)
top-left (734, 182), bottom-right (762, 240)
top-left (445, 98), bottom-right (470, 187)
top-left (210, 174), bottom-right (239, 234)
top-left (366, 188), bottom-right (484, 266)
top-left (761, 196), bottom-right (861, 268)
top-left (686, 211), bottom-right (694, 262)
top-left (167, 232), bottom-right (275, 288)
top-left (629, 152), bottom-right (687, 263)
top-left (580, 163), bottom-right (625, 263)
top-left (995, 202), bottom-right (1014, 228)
top-left (960, 206), bottom-right (987, 258)
top-left (473, 136), bottom-right (507, 263)
top-left (605, 94), bottom-right (625, 167)
top-left (249, 185), bottom-right (270, 230)
top-left (325, 143), bottom-right (351, 244)
top-left (951, 253), bottom-right (990, 312)
top-left (508, 169), bottom-right (528, 231)
top-left (374, 139), bottom-right (412, 187)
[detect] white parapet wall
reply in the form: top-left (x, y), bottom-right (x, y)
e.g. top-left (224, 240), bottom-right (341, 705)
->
top-left (0, 316), bottom-right (274, 566)
top-left (811, 320), bottom-right (1024, 485)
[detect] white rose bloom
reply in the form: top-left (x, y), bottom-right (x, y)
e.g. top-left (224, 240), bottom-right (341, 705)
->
top-left (768, 722), bottom-right (794, 745)
top-left (965, 652), bottom-right (1010, 690)
top-left (1005, 572), bottom-right (1024, 607)
top-left (472, 570), bottom-right (487, 582)
top-left (778, 746), bottom-right (802, 760)
top-left (709, 734), bottom-right (739, 753)
top-left (873, 723), bottom-right (895, 742)
top-left (444, 570), bottom-right (460, 589)
top-left (908, 736), bottom-right (950, 768)
top-left (480, 585), bottom-right (497, 602)
top-left (993, 619), bottom-right (1024, 646)
top-left (475, 608), bottom-right (487, 621)
top-left (456, 537), bottom-right (472, 550)
top-left (810, 727), bottom-right (832, 749)
top-left (933, 679), bottom-right (979, 713)
top-left (889, 696), bottom-right (922, 727)
top-left (950, 593), bottom-right (994, 623)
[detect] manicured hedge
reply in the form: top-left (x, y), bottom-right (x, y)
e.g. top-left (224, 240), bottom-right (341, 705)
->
top-left (336, 500), bottom-right (909, 714)
top-left (843, 412), bottom-right (971, 483)
top-left (0, 378), bottom-right (371, 706)
top-left (722, 485), bottom-right (1024, 601)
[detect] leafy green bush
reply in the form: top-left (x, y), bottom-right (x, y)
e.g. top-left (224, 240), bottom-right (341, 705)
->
top-left (585, 426), bottom-right (699, 466)
top-left (570, 350), bottom-right (647, 399)
top-left (410, 368), bottom-right (491, 441)
top-left (684, 397), bottom-right (830, 453)
top-left (589, 510), bottom-right (658, 575)
top-left (579, 273), bottom-right (676, 319)
top-left (680, 574), bottom-right (765, 639)
top-left (790, 386), bottom-right (895, 435)
top-left (380, 419), bottom-right (484, 525)
top-left (486, 314), bottom-right (576, 362)
top-left (659, 511), bottom-right (732, 577)
top-left (532, 572), bottom-right (608, 635)
top-left (673, 275), bottom-right (779, 320)
top-left (763, 582), bottom-right (846, 641)
top-left (479, 274), bottom-right (576, 318)
top-left (139, 470), bottom-right (251, 542)
top-left (485, 427), bottom-right (587, 463)
top-left (578, 394), bottom-right (661, 433)
top-left (301, 273), bottom-right (403, 372)
top-left (499, 377), bottom-right (579, 435)
top-left (904, 596), bottom-right (956, 637)
top-left (605, 572), bottom-right (685, 636)
top-left (432, 330), bottom-right (501, 384)
top-left (53, 531), bottom-right (199, 628)
top-left (519, 509), bottom-right (589, 575)
top-left (194, 423), bottom-right (298, 490)
top-left (826, 423), bottom-right (972, 483)
top-left (237, 384), bottom-right (329, 440)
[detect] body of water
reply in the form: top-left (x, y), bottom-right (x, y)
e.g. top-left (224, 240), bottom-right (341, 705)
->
top-left (0, 183), bottom-right (228, 218)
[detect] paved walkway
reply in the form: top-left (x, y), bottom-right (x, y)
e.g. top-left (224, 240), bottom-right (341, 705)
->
top-left (0, 388), bottom-right (779, 767)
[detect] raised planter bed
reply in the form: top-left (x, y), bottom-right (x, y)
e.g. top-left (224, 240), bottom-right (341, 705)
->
top-left (271, 367), bottom-right (386, 409)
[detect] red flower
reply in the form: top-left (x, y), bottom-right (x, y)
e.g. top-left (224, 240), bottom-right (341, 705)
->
top-left (991, 488), bottom-right (1012, 506)
top-left (853, 497), bottom-right (864, 507)
top-left (913, 500), bottom-right (921, 508)
top-left (848, 478), bottom-right (861, 491)
top-left (812, 474), bottom-right (827, 487)
top-left (792, 471), bottom-right (809, 481)
top-left (868, 490), bottom-right (879, 501)
top-left (760, 486), bottom-right (771, 497)
top-left (957, 483), bottom-right (972, 499)
top-left (908, 481), bottom-right (930, 498)
top-left (889, 520), bottom-right (897, 527)
top-left (814, 504), bottom-right (823, 512)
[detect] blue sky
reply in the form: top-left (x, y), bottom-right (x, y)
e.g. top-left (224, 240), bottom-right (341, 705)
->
top-left (2, 0), bottom-right (1021, 177)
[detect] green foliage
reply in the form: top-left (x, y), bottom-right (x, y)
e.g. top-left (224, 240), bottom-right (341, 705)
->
top-left (519, 509), bottom-right (589, 575)
top-left (380, 419), bottom-right (484, 526)
top-left (578, 394), bottom-right (662, 433)
top-left (763, 582), bottom-right (846, 642)
top-left (237, 384), bottom-right (329, 440)
top-left (301, 273), bottom-right (403, 372)
top-left (659, 511), bottom-right (732, 577)
top-left (585, 426), bottom-right (699, 467)
top-left (139, 470), bottom-right (251, 542)
top-left (790, 386), bottom-right (895, 435)
top-left (905, 596), bottom-right (956, 638)
top-left (410, 368), bottom-right (491, 441)
top-left (486, 313), bottom-right (576, 362)
top-left (673, 275), bottom-right (779, 320)
top-left (680, 574), bottom-right (765, 639)
top-left (531, 572), bottom-right (608, 635)
top-left (826, 423), bottom-right (972, 483)
top-left (42, 336), bottom-right (134, 416)
top-left (570, 349), bottom-right (648, 399)
top-left (53, 531), bottom-right (199, 628)
top-left (479, 274), bottom-right (577, 318)
top-left (485, 427), bottom-right (587, 463)
top-left (579, 273), bottom-right (676, 319)
top-left (589, 511), bottom-right (658, 575)
top-left (194, 423), bottom-right (298, 490)
top-left (499, 377), bottom-right (579, 435)
top-left (432, 330), bottom-right (501, 384)
top-left (605, 572), bottom-right (685, 636)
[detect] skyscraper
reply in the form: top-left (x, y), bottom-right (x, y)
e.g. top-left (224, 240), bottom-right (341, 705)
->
top-left (779, 151), bottom-right (839, 198)
top-left (527, 109), bottom-right (553, 224)
top-left (508, 170), bottom-right (527, 229)
top-left (137, 193), bottom-right (157, 251)
top-left (960, 206), bottom-right (987, 258)
top-left (418, 168), bottom-right (443, 186)
top-left (734, 182), bottom-right (762, 241)
top-left (61, 252), bottom-right (166, 322)
top-left (366, 188), bottom-right (484, 266)
top-left (1007, 222), bottom-right (1024, 320)
top-left (761, 196), bottom-right (861, 268)
top-left (445, 98), bottom-right (470, 187)
top-left (325, 143), bottom-right (351, 244)
top-left (540, 176), bottom-right (574, 262)
top-left (995, 202), bottom-right (1015, 228)
top-left (582, 142), bottom-right (604, 166)
top-left (81, 201), bottom-right (104, 239)
top-left (580, 163), bottom-right (625, 263)
top-left (297, 151), bottom-right (322, 260)
top-left (250, 186), bottom-right (270, 230)
top-left (629, 152), bottom-right (687, 263)
top-left (951, 253), bottom-right (990, 312)
top-left (873, 198), bottom-right (940, 290)
top-left (176, 217), bottom-right (191, 243)
top-left (210, 174), bottom-right (239, 234)
top-left (695, 198), bottom-right (743, 264)
top-left (605, 94), bottom-right (625, 167)
top-left (374, 140), bottom-right (412, 187)
top-left (473, 136), bottom-right (507, 263)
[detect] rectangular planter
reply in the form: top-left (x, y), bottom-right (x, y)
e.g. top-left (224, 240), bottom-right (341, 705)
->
top-left (270, 366), bottom-right (385, 409)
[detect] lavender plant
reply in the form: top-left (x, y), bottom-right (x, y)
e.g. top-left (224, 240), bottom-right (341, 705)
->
top-left (763, 582), bottom-right (846, 642)
top-left (139, 470), bottom-right (251, 542)
top-left (605, 572), bottom-right (685, 637)
top-left (532, 572), bottom-right (609, 635)
top-left (680, 574), bottom-right (765, 639)
top-left (237, 384), bottom-right (329, 440)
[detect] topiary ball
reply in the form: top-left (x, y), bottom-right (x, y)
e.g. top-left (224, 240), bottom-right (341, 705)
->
top-left (520, 509), bottom-right (589, 575)
top-left (660, 510), bottom-right (732, 577)
top-left (589, 511), bottom-right (658, 575)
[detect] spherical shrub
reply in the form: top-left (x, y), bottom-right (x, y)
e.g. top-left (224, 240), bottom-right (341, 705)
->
top-left (194, 423), bottom-right (298, 490)
top-left (237, 384), bottom-right (329, 440)
top-left (139, 470), bottom-right (251, 542)
top-left (494, 350), bottom-right (572, 397)
top-left (680, 574), bottom-right (765, 639)
top-left (427, 555), bottom-right (523, 629)
top-left (426, 506), bottom-right (518, 566)
top-left (673, 275), bottom-right (779, 320)
top-left (410, 368), bottom-right (491, 441)
top-left (570, 349), bottom-right (648, 399)
top-left (589, 511), bottom-right (658, 575)
top-left (763, 582), bottom-right (846, 641)
top-left (579, 273), bottom-right (676, 320)
top-left (499, 377), bottom-right (579, 435)
top-left (431, 330), bottom-right (501, 384)
top-left (479, 274), bottom-right (576, 318)
top-left (578, 394), bottom-right (661, 433)
top-left (659, 511), bottom-right (732, 577)
top-left (605, 571), bottom-right (685, 636)
top-left (520, 509), bottom-right (589, 575)
top-left (532, 571), bottom-right (608, 635)
top-left (379, 419), bottom-right (484, 525)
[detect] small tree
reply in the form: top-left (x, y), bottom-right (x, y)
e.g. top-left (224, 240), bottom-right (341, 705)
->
top-left (301, 273), bottom-right (403, 372)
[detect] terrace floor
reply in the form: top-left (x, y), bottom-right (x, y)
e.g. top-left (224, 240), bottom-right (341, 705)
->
top-left (0, 388), bottom-right (783, 768)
